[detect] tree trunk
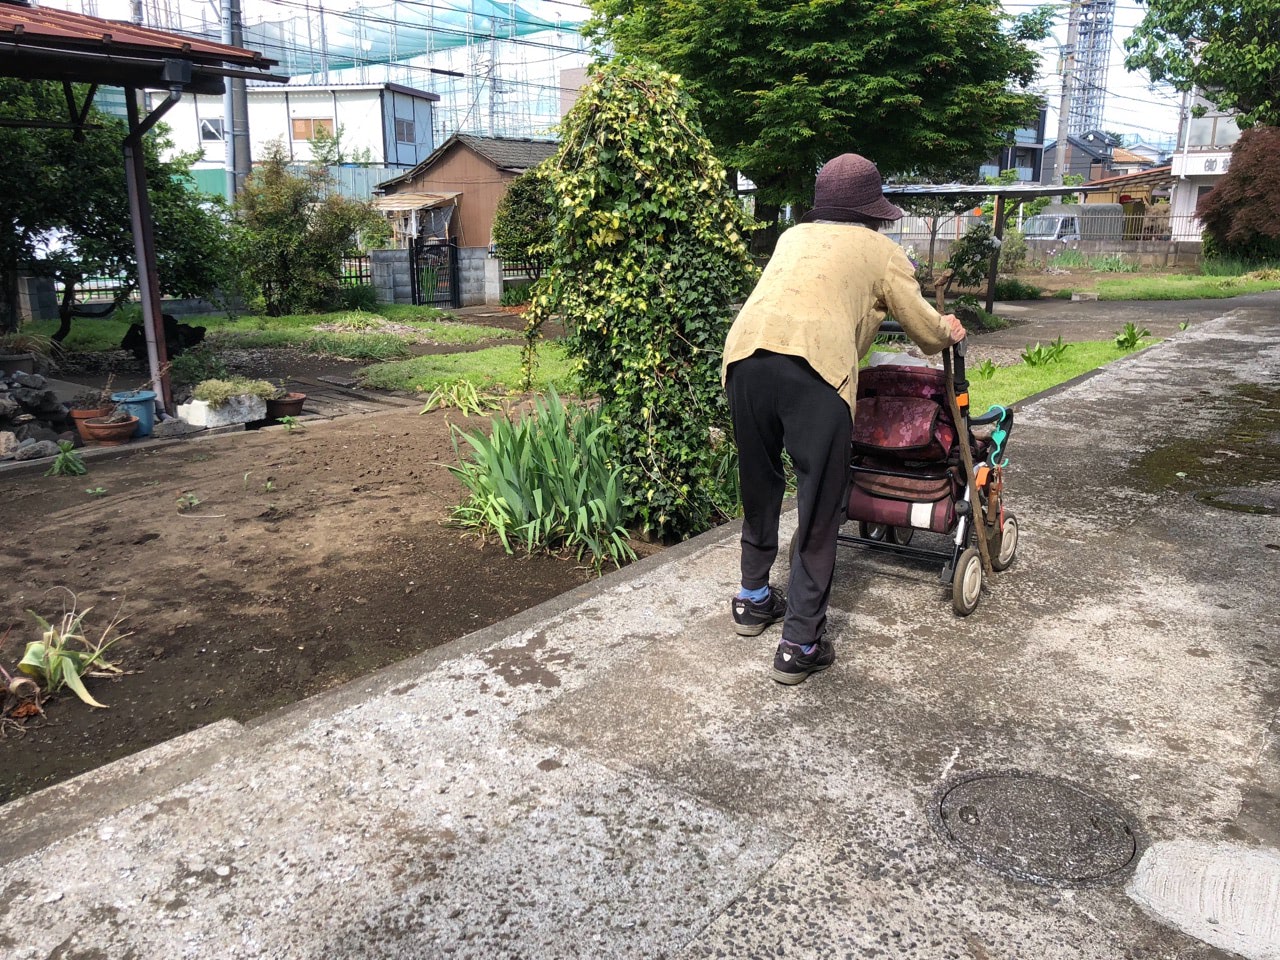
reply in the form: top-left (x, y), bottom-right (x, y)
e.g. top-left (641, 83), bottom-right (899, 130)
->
top-left (749, 202), bottom-right (781, 258)
top-left (52, 281), bottom-right (77, 342)
top-left (0, 266), bottom-right (23, 334)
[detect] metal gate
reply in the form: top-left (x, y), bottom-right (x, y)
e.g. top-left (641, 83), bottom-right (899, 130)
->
top-left (410, 238), bottom-right (460, 308)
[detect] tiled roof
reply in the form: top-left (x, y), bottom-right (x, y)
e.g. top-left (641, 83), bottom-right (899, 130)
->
top-left (456, 135), bottom-right (559, 172)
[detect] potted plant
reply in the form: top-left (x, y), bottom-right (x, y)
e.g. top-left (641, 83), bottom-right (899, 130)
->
top-left (0, 332), bottom-right (60, 377)
top-left (265, 379), bottom-right (307, 420)
top-left (66, 376), bottom-right (116, 442)
top-left (79, 405), bottom-right (139, 446)
top-left (177, 377), bottom-right (277, 428)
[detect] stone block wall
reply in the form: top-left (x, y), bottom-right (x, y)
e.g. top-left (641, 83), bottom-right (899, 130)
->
top-left (372, 249), bottom-right (414, 305)
top-left (457, 248), bottom-right (489, 307)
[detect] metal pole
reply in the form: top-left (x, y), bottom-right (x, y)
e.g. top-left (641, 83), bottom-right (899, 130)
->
top-left (318, 0), bottom-right (330, 84)
top-left (986, 195), bottom-right (1004, 315)
top-left (124, 87), bottom-right (181, 415)
top-left (230, 0), bottom-right (251, 195)
top-left (222, 0), bottom-right (235, 200)
top-left (1054, 0), bottom-right (1080, 185)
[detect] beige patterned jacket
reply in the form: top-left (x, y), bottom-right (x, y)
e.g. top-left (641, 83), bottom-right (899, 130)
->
top-left (722, 223), bottom-right (952, 414)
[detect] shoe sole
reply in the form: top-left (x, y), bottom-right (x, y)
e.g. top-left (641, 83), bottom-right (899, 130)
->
top-left (734, 621), bottom-right (776, 637)
top-left (771, 662), bottom-right (832, 685)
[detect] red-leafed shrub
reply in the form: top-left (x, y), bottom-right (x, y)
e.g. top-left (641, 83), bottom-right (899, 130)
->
top-left (1197, 126), bottom-right (1280, 261)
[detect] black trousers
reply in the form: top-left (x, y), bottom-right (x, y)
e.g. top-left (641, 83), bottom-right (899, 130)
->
top-left (726, 351), bottom-right (852, 646)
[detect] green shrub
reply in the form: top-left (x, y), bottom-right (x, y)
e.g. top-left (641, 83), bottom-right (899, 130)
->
top-left (501, 281), bottom-right (534, 307)
top-left (944, 221), bottom-right (998, 291)
top-left (449, 390), bottom-right (636, 571)
top-left (1090, 254), bottom-right (1137, 273)
top-left (998, 227), bottom-right (1028, 272)
top-left (168, 344), bottom-right (228, 386)
top-left (1048, 249), bottom-right (1088, 269)
top-left (341, 283), bottom-right (379, 311)
top-left (192, 377), bottom-right (277, 407)
top-left (492, 165), bottom-right (554, 275)
top-left (993, 277), bottom-right (1041, 300)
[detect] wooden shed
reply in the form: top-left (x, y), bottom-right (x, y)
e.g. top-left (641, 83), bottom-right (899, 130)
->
top-left (374, 134), bottom-right (558, 248)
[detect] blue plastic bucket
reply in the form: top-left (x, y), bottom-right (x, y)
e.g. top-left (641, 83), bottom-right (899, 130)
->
top-left (111, 390), bottom-right (157, 438)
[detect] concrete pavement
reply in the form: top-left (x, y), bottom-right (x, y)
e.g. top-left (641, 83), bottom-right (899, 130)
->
top-left (0, 298), bottom-right (1277, 959)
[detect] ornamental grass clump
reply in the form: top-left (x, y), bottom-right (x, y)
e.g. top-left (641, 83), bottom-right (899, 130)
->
top-left (522, 59), bottom-right (758, 540)
top-left (192, 377), bottom-right (278, 407)
top-left (449, 390), bottom-right (635, 572)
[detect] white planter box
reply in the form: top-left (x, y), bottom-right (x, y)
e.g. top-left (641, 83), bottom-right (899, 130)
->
top-left (177, 395), bottom-right (267, 428)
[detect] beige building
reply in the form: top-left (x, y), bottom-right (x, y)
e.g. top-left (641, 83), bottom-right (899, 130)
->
top-left (373, 134), bottom-right (558, 248)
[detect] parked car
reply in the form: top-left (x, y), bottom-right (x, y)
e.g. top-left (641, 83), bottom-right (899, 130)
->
top-left (1022, 203), bottom-right (1125, 242)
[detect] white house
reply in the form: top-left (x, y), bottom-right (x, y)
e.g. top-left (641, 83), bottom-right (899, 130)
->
top-left (152, 82), bottom-right (440, 197)
top-left (1169, 94), bottom-right (1242, 241)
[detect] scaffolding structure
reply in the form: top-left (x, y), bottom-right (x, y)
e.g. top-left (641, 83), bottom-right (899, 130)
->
top-left (1068, 0), bottom-right (1115, 136)
top-left (74, 0), bottom-right (593, 141)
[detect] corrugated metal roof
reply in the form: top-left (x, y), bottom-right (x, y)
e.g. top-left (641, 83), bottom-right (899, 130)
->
top-left (0, 2), bottom-right (274, 67)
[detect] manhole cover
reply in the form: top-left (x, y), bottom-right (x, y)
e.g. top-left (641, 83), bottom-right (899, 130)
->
top-left (932, 770), bottom-right (1140, 885)
top-left (1192, 486), bottom-right (1280, 516)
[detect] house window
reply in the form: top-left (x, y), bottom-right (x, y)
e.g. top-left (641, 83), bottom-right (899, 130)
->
top-left (199, 118), bottom-right (225, 142)
top-left (395, 118), bottom-right (416, 144)
top-left (291, 117), bottom-right (334, 141)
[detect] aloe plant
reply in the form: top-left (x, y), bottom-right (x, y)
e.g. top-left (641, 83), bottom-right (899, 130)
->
top-left (20, 605), bottom-right (126, 708)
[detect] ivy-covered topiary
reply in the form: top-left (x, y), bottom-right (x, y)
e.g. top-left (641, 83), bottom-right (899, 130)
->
top-left (524, 59), bottom-right (758, 540)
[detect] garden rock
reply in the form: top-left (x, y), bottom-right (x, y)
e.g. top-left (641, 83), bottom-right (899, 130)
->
top-left (0, 430), bottom-right (16, 457)
top-left (151, 419), bottom-right (201, 438)
top-left (12, 439), bottom-right (59, 461)
top-left (9, 371), bottom-right (47, 390)
top-left (14, 422), bottom-right (59, 444)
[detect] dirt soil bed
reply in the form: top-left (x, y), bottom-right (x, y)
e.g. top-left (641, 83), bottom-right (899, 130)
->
top-left (0, 405), bottom-right (597, 803)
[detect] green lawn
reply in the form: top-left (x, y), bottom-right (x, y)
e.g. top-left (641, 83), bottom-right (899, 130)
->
top-left (357, 342), bottom-right (577, 395)
top-left (24, 306), bottom-right (515, 359)
top-left (968, 339), bottom-right (1156, 410)
top-left (1054, 271), bottom-right (1280, 301)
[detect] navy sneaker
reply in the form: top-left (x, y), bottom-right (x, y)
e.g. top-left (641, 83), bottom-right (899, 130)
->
top-left (732, 588), bottom-right (787, 637)
top-left (772, 638), bottom-right (835, 685)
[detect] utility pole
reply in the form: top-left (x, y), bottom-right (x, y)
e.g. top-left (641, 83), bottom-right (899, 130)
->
top-left (318, 1), bottom-right (330, 84)
top-left (221, 0), bottom-right (251, 198)
top-left (1054, 0), bottom-right (1080, 185)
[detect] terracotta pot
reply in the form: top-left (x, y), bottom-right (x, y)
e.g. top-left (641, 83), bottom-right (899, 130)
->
top-left (80, 415), bottom-right (139, 446)
top-left (265, 392), bottom-right (306, 419)
top-left (69, 406), bottom-right (113, 442)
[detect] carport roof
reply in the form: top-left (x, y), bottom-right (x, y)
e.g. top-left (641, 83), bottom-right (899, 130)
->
top-left (0, 0), bottom-right (281, 96)
top-left (882, 183), bottom-right (1106, 199)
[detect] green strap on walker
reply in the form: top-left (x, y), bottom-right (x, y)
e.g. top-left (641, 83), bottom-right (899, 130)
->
top-left (984, 405), bottom-right (1010, 468)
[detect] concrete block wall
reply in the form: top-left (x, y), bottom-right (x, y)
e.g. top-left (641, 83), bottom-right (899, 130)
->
top-left (457, 248), bottom-right (489, 307)
top-left (372, 249), bottom-right (413, 305)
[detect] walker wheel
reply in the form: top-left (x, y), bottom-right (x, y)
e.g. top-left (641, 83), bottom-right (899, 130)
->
top-left (952, 547), bottom-right (983, 616)
top-left (858, 522), bottom-right (889, 541)
top-left (991, 513), bottom-right (1019, 572)
top-left (889, 526), bottom-right (914, 546)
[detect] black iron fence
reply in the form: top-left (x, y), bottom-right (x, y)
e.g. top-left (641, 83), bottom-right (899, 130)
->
top-left (339, 255), bottom-right (372, 288)
top-left (500, 258), bottom-right (544, 280)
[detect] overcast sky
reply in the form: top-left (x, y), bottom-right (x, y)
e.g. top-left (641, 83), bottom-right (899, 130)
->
top-left (44, 0), bottom-right (1187, 144)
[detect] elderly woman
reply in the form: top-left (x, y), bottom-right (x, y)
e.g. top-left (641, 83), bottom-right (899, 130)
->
top-left (722, 153), bottom-right (966, 685)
